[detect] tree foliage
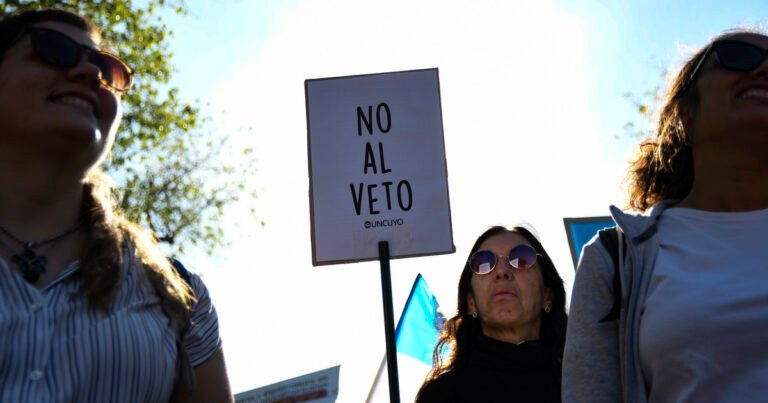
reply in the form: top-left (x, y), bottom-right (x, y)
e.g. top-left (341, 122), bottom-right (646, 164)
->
top-left (621, 68), bottom-right (667, 140)
top-left (2, 0), bottom-right (258, 255)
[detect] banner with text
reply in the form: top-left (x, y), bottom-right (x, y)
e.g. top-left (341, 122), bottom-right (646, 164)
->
top-left (305, 68), bottom-right (454, 265)
top-left (235, 365), bottom-right (340, 403)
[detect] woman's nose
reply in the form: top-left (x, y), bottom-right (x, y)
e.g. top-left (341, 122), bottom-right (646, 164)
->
top-left (495, 259), bottom-right (515, 280)
top-left (66, 54), bottom-right (103, 88)
top-left (752, 57), bottom-right (768, 77)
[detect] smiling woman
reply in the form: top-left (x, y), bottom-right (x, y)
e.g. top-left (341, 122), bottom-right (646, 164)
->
top-left (416, 225), bottom-right (567, 403)
top-left (0, 7), bottom-right (232, 402)
top-left (564, 28), bottom-right (768, 403)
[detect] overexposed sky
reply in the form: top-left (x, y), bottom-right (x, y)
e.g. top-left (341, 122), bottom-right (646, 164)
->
top-left (162, 1), bottom-right (767, 401)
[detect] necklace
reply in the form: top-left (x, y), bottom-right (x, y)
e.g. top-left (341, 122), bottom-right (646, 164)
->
top-left (0, 220), bottom-right (82, 283)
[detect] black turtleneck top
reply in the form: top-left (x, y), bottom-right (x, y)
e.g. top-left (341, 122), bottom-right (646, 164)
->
top-left (415, 333), bottom-right (561, 403)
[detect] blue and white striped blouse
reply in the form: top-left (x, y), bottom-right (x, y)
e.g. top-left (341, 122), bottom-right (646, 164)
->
top-left (0, 248), bottom-right (221, 402)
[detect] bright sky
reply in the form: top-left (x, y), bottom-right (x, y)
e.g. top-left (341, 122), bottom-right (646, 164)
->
top-left (161, 1), bottom-right (767, 401)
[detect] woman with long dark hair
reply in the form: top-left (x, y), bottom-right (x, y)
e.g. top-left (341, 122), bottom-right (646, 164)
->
top-left (416, 225), bottom-right (567, 402)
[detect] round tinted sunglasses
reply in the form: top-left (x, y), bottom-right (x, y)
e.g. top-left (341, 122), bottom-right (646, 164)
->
top-left (686, 39), bottom-right (768, 90)
top-left (24, 27), bottom-right (134, 92)
top-left (468, 244), bottom-right (542, 275)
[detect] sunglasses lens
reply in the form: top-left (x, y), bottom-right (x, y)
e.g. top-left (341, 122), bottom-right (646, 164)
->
top-left (29, 28), bottom-right (133, 92)
top-left (509, 245), bottom-right (538, 269)
top-left (91, 53), bottom-right (133, 91)
top-left (716, 42), bottom-right (764, 71)
top-left (469, 251), bottom-right (496, 274)
top-left (30, 29), bottom-right (80, 67)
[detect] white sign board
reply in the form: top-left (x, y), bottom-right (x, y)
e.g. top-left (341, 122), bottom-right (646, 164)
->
top-left (305, 68), bottom-right (454, 266)
top-left (235, 365), bottom-right (340, 403)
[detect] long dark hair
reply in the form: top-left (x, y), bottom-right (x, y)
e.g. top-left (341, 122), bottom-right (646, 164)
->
top-left (424, 225), bottom-right (567, 381)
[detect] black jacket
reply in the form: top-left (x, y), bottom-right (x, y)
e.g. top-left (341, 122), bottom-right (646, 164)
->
top-left (416, 333), bottom-right (561, 403)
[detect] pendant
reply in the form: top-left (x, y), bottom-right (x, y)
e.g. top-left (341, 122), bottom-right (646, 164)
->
top-left (12, 246), bottom-right (47, 284)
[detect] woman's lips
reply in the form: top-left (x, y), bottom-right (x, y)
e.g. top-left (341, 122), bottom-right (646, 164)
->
top-left (492, 289), bottom-right (517, 299)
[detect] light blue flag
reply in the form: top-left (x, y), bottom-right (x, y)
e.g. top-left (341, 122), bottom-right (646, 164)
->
top-left (395, 274), bottom-right (444, 366)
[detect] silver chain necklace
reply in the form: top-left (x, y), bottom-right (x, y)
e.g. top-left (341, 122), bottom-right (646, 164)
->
top-left (0, 220), bottom-right (82, 283)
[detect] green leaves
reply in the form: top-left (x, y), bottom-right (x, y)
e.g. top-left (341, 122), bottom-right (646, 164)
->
top-left (621, 68), bottom-right (666, 140)
top-left (5, 0), bottom-right (258, 255)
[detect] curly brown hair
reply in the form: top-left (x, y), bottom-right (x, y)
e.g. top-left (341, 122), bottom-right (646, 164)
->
top-left (626, 28), bottom-right (766, 211)
top-left (0, 8), bottom-right (194, 331)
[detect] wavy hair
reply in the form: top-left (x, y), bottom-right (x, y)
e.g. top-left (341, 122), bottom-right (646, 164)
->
top-left (422, 225), bottom-right (567, 385)
top-left (626, 28), bottom-right (766, 211)
top-left (81, 169), bottom-right (194, 331)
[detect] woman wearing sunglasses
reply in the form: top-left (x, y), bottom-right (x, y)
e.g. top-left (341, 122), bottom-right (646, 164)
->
top-left (416, 226), bottom-right (567, 402)
top-left (0, 8), bottom-right (232, 402)
top-left (564, 29), bottom-right (768, 402)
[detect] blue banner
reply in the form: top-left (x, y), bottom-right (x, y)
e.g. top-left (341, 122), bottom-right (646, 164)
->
top-left (563, 216), bottom-right (615, 269)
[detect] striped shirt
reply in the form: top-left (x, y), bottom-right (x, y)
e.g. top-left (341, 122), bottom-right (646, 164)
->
top-left (0, 248), bottom-right (221, 402)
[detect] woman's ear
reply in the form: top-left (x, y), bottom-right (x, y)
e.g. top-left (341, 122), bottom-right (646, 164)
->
top-left (466, 292), bottom-right (476, 313)
top-left (679, 112), bottom-right (695, 145)
top-left (544, 287), bottom-right (553, 308)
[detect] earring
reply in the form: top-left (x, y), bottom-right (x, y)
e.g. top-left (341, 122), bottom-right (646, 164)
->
top-left (544, 305), bottom-right (551, 313)
top-left (470, 311), bottom-right (478, 319)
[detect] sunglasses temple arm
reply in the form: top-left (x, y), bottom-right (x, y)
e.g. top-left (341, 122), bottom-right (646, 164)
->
top-left (680, 44), bottom-right (714, 96)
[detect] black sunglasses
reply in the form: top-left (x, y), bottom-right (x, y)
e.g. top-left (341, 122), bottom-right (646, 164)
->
top-left (468, 244), bottom-right (542, 275)
top-left (686, 39), bottom-right (768, 89)
top-left (24, 27), bottom-right (133, 92)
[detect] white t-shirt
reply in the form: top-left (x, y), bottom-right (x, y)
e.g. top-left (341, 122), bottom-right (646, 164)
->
top-left (638, 207), bottom-right (768, 402)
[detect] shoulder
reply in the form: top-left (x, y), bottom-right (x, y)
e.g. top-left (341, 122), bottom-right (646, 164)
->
top-left (415, 371), bottom-right (459, 403)
top-left (166, 261), bottom-right (228, 396)
top-left (575, 204), bottom-right (663, 281)
top-left (610, 203), bottom-right (667, 239)
top-left (170, 259), bottom-right (208, 300)
top-left (173, 261), bottom-right (222, 366)
top-left (574, 232), bottom-right (616, 288)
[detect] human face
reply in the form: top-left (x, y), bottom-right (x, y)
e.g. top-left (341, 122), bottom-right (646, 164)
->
top-left (466, 232), bottom-right (553, 342)
top-left (690, 33), bottom-right (768, 150)
top-left (0, 21), bottom-right (121, 170)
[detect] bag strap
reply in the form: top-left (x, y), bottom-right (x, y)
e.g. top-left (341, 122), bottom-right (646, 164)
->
top-left (171, 258), bottom-right (193, 289)
top-left (597, 227), bottom-right (623, 322)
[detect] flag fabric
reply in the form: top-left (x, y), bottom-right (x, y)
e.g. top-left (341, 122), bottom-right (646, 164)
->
top-left (395, 273), bottom-right (444, 365)
top-left (367, 274), bottom-right (445, 403)
top-left (563, 216), bottom-right (615, 269)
